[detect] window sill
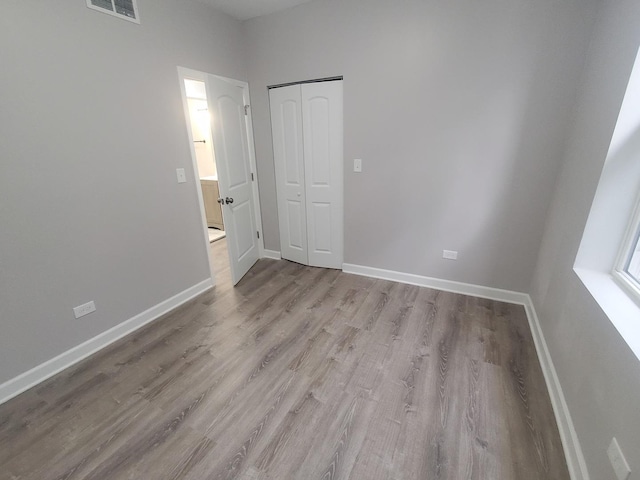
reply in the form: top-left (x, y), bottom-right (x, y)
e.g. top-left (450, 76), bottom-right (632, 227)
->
top-left (574, 267), bottom-right (640, 361)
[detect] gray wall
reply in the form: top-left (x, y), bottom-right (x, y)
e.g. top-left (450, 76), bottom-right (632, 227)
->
top-left (0, 0), bottom-right (246, 384)
top-left (530, 0), bottom-right (640, 477)
top-left (244, 0), bottom-right (596, 292)
top-left (2, 2), bottom-right (638, 478)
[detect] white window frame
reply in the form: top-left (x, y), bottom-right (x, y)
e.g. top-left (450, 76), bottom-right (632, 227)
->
top-left (613, 190), bottom-right (640, 305)
top-left (86, 0), bottom-right (140, 24)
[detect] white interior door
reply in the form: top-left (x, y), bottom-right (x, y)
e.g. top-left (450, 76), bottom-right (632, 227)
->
top-left (270, 80), bottom-right (343, 269)
top-left (269, 85), bottom-right (309, 265)
top-left (206, 75), bottom-right (260, 285)
top-left (301, 81), bottom-right (343, 268)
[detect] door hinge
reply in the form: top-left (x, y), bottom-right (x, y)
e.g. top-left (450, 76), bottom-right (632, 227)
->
top-left (257, 231), bottom-right (260, 239)
top-left (244, 105), bottom-right (250, 116)
top-left (251, 172), bottom-right (255, 181)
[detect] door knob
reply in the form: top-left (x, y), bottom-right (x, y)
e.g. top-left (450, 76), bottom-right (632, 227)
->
top-left (217, 198), bottom-right (224, 205)
top-left (225, 197), bottom-right (234, 205)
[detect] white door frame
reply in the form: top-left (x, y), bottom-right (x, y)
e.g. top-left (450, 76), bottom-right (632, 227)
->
top-left (177, 66), bottom-right (265, 284)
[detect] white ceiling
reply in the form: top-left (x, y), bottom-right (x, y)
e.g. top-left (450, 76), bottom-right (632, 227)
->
top-left (194, 0), bottom-right (316, 21)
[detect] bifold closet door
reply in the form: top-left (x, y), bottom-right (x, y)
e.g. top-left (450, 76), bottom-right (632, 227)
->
top-left (270, 85), bottom-right (308, 265)
top-left (269, 81), bottom-right (343, 269)
top-left (301, 81), bottom-right (343, 268)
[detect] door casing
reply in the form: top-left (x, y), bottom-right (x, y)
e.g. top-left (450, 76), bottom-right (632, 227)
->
top-left (177, 66), bottom-right (265, 285)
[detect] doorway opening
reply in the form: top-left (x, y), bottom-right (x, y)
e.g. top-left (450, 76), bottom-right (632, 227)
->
top-left (185, 80), bottom-right (226, 234)
top-left (178, 67), bottom-right (265, 286)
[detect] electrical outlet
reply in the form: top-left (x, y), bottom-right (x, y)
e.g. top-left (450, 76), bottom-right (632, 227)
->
top-left (443, 250), bottom-right (458, 260)
top-left (176, 168), bottom-right (187, 184)
top-left (73, 301), bottom-right (96, 319)
top-left (608, 438), bottom-right (631, 480)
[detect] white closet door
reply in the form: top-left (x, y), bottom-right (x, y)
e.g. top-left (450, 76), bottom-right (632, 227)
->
top-left (269, 85), bottom-right (308, 265)
top-left (301, 81), bottom-right (343, 268)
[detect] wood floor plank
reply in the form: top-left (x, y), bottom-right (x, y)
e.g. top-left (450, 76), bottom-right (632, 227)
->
top-left (0, 240), bottom-right (570, 480)
top-left (253, 390), bottom-right (323, 475)
top-left (499, 303), bottom-right (567, 479)
top-left (292, 390), bottom-right (375, 480)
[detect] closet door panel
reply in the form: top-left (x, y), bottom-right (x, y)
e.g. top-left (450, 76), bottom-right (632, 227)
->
top-left (287, 200), bottom-right (306, 250)
top-left (307, 97), bottom-right (331, 186)
top-left (301, 81), bottom-right (343, 268)
top-left (269, 85), bottom-right (308, 265)
top-left (310, 202), bottom-right (332, 252)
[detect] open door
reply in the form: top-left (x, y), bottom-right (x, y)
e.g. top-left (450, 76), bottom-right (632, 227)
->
top-left (205, 75), bottom-right (260, 285)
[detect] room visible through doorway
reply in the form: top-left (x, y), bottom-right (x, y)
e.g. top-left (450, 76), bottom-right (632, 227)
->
top-left (182, 77), bottom-right (227, 278)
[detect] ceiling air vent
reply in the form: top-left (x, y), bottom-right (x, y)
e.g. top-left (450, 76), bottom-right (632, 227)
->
top-left (86, 0), bottom-right (139, 24)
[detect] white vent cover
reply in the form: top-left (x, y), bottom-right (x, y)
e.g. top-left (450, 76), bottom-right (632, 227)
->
top-left (86, 0), bottom-right (139, 24)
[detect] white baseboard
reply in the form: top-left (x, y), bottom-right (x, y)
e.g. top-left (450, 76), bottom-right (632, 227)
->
top-left (263, 249), bottom-right (281, 260)
top-left (1, 261), bottom-right (588, 480)
top-left (342, 263), bottom-right (529, 305)
top-left (523, 297), bottom-right (590, 480)
top-left (0, 278), bottom-right (213, 406)
top-left (341, 262), bottom-right (588, 480)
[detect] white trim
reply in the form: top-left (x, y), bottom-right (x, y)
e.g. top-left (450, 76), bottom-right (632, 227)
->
top-left (613, 188), bottom-right (640, 305)
top-left (263, 249), bottom-right (282, 260)
top-left (612, 269), bottom-right (640, 305)
top-left (341, 263), bottom-right (529, 304)
top-left (241, 83), bottom-right (267, 258)
top-left (613, 188), bottom-right (640, 273)
top-left (0, 279), bottom-right (213, 406)
top-left (341, 262), bottom-right (589, 480)
top-left (523, 297), bottom-right (590, 480)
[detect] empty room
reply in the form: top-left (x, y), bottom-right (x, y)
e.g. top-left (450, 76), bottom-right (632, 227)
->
top-left (1, 0), bottom-right (639, 479)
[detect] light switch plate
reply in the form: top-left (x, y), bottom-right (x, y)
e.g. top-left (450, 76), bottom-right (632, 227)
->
top-left (354, 158), bottom-right (362, 173)
top-left (176, 168), bottom-right (187, 184)
top-left (608, 437), bottom-right (631, 480)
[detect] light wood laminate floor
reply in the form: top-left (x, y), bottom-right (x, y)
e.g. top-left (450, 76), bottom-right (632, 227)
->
top-left (0, 239), bottom-right (569, 479)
